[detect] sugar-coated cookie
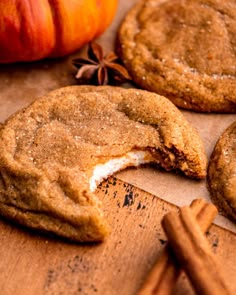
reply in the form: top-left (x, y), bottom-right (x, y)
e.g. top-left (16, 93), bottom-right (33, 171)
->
top-left (118, 0), bottom-right (236, 112)
top-left (0, 86), bottom-right (207, 241)
top-left (208, 121), bottom-right (236, 221)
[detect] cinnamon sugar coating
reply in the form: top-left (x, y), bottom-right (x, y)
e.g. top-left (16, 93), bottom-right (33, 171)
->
top-left (0, 86), bottom-right (207, 242)
top-left (208, 121), bottom-right (236, 221)
top-left (118, 0), bottom-right (236, 112)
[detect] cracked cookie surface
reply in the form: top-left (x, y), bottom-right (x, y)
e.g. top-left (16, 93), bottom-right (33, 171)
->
top-left (0, 86), bottom-right (207, 242)
top-left (118, 0), bottom-right (236, 112)
top-left (208, 121), bottom-right (236, 221)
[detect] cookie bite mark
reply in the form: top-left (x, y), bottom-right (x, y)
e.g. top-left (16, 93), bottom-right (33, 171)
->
top-left (89, 150), bottom-right (154, 191)
top-left (0, 86), bottom-right (207, 242)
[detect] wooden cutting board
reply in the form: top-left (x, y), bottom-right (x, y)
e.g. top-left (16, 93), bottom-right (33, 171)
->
top-left (0, 0), bottom-right (235, 294)
top-left (0, 177), bottom-right (235, 295)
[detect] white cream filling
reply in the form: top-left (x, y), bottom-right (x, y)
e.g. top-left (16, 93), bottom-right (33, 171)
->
top-left (89, 150), bottom-right (154, 192)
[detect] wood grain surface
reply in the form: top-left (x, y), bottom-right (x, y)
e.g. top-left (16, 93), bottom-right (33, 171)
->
top-left (0, 177), bottom-right (235, 295)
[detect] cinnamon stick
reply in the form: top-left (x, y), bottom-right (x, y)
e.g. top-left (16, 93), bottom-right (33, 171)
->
top-left (162, 206), bottom-right (231, 295)
top-left (137, 199), bottom-right (217, 295)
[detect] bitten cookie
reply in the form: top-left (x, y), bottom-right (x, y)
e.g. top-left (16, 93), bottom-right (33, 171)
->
top-left (208, 121), bottom-right (236, 221)
top-left (0, 86), bottom-right (207, 242)
top-left (118, 0), bottom-right (236, 113)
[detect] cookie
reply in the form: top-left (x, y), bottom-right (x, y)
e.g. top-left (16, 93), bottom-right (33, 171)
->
top-left (0, 86), bottom-right (207, 242)
top-left (118, 0), bottom-right (236, 113)
top-left (208, 121), bottom-right (236, 221)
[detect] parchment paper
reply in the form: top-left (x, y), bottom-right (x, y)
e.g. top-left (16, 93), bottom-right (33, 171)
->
top-left (0, 0), bottom-right (235, 233)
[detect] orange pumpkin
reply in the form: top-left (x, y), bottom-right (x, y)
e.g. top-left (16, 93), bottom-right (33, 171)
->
top-left (0, 0), bottom-right (118, 63)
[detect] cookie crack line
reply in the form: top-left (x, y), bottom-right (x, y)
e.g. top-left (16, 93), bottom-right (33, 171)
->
top-left (202, 2), bottom-right (235, 20)
top-left (117, 0), bottom-right (236, 113)
top-left (0, 200), bottom-right (53, 218)
top-left (0, 201), bottom-right (94, 241)
top-left (0, 86), bottom-right (207, 242)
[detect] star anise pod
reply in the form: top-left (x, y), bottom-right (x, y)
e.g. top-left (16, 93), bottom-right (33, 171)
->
top-left (72, 42), bottom-right (131, 85)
